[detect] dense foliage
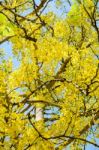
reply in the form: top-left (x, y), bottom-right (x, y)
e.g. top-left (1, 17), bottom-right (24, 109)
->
top-left (0, 0), bottom-right (99, 149)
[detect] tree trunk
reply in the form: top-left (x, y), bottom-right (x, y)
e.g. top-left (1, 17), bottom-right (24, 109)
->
top-left (35, 107), bottom-right (43, 121)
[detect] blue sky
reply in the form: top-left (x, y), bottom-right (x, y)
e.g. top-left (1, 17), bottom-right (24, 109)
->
top-left (0, 42), bottom-right (20, 69)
